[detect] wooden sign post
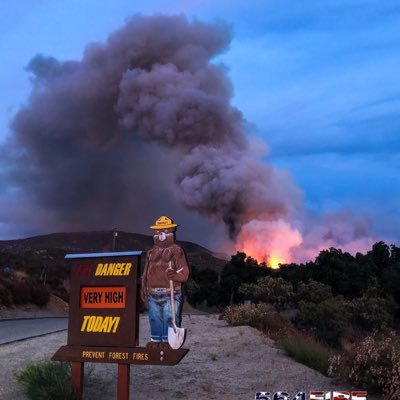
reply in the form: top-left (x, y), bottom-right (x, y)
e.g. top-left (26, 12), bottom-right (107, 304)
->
top-left (52, 251), bottom-right (189, 399)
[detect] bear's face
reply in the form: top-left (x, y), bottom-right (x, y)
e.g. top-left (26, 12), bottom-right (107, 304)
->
top-left (153, 227), bottom-right (176, 246)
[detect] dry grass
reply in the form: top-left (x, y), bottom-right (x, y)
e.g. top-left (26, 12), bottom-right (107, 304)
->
top-left (278, 334), bottom-right (333, 376)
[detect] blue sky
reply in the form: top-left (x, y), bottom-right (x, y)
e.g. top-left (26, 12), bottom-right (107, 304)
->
top-left (0, 0), bottom-right (399, 244)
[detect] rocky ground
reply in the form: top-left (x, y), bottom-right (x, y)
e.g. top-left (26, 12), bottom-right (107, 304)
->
top-left (0, 313), bottom-right (378, 400)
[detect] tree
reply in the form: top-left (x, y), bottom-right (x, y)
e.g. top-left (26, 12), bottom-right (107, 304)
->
top-left (370, 241), bottom-right (390, 270)
top-left (220, 252), bottom-right (269, 305)
top-left (380, 264), bottom-right (400, 307)
top-left (295, 280), bottom-right (333, 304)
top-left (313, 247), bottom-right (370, 299)
top-left (240, 276), bottom-right (294, 313)
top-left (390, 244), bottom-right (400, 264)
top-left (295, 296), bottom-right (350, 347)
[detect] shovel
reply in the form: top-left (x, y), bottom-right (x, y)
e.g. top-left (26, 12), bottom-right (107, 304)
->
top-left (167, 268), bottom-right (186, 349)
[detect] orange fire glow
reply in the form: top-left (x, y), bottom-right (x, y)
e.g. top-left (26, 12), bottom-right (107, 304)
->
top-left (240, 246), bottom-right (288, 268)
top-left (235, 219), bottom-right (303, 269)
top-left (268, 255), bottom-right (286, 269)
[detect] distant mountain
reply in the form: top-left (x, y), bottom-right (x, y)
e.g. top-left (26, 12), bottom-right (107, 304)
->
top-left (0, 231), bottom-right (226, 271)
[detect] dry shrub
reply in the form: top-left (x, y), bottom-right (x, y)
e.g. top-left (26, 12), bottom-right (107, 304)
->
top-left (8, 279), bottom-right (31, 304)
top-left (221, 303), bottom-right (296, 340)
top-left (221, 304), bottom-right (268, 326)
top-left (328, 330), bottom-right (400, 399)
top-left (31, 283), bottom-right (50, 306)
top-left (0, 272), bottom-right (50, 307)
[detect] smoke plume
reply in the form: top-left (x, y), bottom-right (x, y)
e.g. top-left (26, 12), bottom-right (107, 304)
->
top-left (8, 14), bottom-right (300, 241)
top-left (5, 14), bottom-right (376, 260)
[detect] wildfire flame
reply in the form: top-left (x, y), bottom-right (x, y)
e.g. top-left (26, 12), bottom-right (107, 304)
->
top-left (235, 219), bottom-right (303, 268)
top-left (268, 255), bottom-right (286, 269)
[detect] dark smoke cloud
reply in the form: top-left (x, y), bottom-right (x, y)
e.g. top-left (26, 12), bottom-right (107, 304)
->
top-left (175, 144), bottom-right (301, 237)
top-left (7, 14), bottom-right (301, 241)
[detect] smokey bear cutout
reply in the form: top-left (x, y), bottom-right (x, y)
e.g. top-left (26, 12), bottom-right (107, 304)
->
top-left (141, 216), bottom-right (190, 349)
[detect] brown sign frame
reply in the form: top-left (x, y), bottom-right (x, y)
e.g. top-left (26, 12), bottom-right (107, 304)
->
top-left (52, 345), bottom-right (188, 366)
top-left (66, 251), bottom-right (142, 347)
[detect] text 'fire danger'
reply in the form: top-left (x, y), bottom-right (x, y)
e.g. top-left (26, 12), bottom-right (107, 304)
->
top-left (95, 263), bottom-right (132, 276)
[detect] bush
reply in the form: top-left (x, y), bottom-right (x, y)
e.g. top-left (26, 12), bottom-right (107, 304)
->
top-left (221, 303), bottom-right (297, 340)
top-left (8, 279), bottom-right (31, 304)
top-left (0, 273), bottom-right (50, 307)
top-left (294, 296), bottom-right (350, 347)
top-left (295, 280), bottom-right (333, 304)
top-left (16, 361), bottom-right (75, 400)
top-left (278, 334), bottom-right (333, 376)
top-left (239, 276), bottom-right (294, 312)
top-left (347, 294), bottom-right (393, 332)
top-left (328, 330), bottom-right (400, 399)
top-left (221, 303), bottom-right (269, 327)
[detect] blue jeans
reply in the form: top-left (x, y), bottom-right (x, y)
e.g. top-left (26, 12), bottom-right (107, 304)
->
top-left (147, 289), bottom-right (183, 342)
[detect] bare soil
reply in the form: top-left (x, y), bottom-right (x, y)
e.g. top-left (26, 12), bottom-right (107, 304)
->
top-left (0, 313), bottom-right (379, 400)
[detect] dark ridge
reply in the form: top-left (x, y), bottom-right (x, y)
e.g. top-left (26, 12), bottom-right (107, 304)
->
top-left (0, 231), bottom-right (226, 271)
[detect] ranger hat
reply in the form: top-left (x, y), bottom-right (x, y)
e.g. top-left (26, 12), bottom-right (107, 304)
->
top-left (150, 216), bottom-right (178, 230)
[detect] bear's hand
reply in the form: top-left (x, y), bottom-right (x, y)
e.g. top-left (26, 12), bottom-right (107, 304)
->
top-left (166, 268), bottom-right (176, 280)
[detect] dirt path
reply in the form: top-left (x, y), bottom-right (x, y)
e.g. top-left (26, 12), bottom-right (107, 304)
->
top-left (0, 314), bottom-right (376, 399)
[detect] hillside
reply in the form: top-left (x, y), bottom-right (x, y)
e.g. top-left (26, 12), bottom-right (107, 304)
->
top-left (0, 230), bottom-right (226, 271)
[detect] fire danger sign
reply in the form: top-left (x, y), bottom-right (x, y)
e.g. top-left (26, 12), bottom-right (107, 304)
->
top-left (65, 251), bottom-right (142, 347)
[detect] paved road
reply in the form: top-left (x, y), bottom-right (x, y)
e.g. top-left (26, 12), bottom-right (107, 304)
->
top-left (0, 308), bottom-right (208, 346)
top-left (0, 317), bottom-right (68, 345)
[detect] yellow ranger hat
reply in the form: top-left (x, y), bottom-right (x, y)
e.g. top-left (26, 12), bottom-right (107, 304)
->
top-left (150, 216), bottom-right (178, 230)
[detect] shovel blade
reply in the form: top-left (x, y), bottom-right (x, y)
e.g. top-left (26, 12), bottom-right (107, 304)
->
top-left (168, 325), bottom-right (187, 349)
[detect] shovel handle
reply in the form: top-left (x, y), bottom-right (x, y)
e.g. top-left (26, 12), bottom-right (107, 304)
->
top-left (169, 279), bottom-right (176, 328)
top-left (168, 261), bottom-right (176, 328)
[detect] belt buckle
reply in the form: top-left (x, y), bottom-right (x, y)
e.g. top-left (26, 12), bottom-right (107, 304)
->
top-left (155, 288), bottom-right (167, 293)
